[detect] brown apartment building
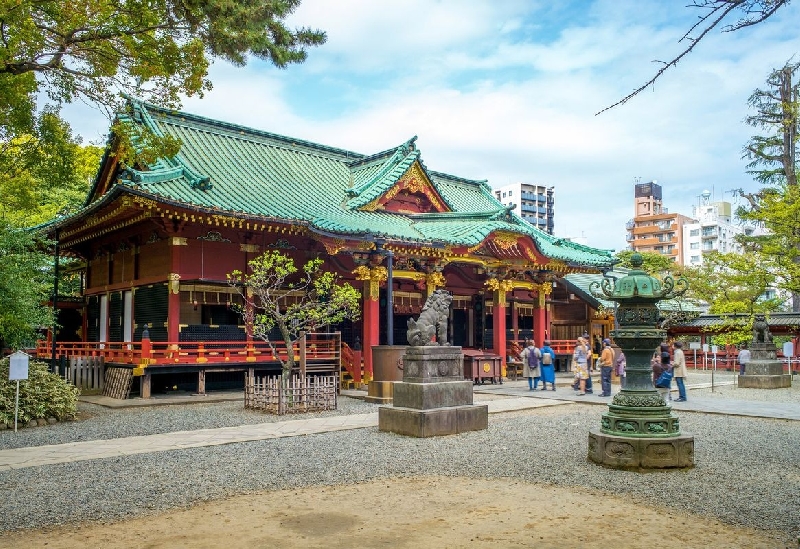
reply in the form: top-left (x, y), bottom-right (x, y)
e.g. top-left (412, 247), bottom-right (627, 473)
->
top-left (625, 181), bottom-right (694, 266)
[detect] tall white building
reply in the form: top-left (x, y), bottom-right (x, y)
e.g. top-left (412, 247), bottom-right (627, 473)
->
top-left (682, 192), bottom-right (758, 266)
top-left (493, 182), bottom-right (554, 234)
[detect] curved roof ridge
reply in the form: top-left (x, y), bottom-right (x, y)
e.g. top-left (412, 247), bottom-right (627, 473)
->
top-left (347, 136), bottom-right (418, 168)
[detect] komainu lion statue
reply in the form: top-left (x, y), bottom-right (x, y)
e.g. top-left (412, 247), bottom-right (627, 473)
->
top-left (752, 314), bottom-right (773, 344)
top-left (407, 289), bottom-right (452, 346)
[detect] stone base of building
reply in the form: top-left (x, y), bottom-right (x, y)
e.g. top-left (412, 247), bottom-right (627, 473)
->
top-left (738, 375), bottom-right (792, 389)
top-left (365, 381), bottom-right (395, 404)
top-left (379, 404), bottom-right (488, 437)
top-left (588, 429), bottom-right (695, 469)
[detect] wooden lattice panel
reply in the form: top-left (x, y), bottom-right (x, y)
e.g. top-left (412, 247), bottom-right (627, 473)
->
top-left (102, 367), bottom-right (133, 399)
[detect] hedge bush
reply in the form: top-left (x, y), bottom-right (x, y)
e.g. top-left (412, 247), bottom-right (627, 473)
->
top-left (0, 358), bottom-right (79, 425)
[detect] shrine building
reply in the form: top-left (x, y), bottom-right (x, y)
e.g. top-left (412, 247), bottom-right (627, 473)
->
top-left (41, 99), bottom-right (616, 393)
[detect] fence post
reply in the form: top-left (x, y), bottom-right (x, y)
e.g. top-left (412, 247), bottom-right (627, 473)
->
top-left (299, 331), bottom-right (307, 379)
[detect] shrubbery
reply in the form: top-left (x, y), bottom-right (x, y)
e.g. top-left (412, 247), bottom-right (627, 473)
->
top-left (0, 358), bottom-right (79, 425)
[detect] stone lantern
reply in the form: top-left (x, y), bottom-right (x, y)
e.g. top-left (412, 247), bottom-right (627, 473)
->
top-left (587, 253), bottom-right (694, 469)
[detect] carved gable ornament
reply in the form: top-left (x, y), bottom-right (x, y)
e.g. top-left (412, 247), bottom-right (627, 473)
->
top-left (361, 162), bottom-right (450, 214)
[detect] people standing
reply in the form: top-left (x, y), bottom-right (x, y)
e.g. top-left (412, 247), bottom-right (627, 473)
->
top-left (598, 338), bottom-right (614, 397)
top-left (654, 343), bottom-right (672, 402)
top-left (540, 340), bottom-right (557, 391)
top-left (573, 337), bottom-right (590, 396)
top-left (615, 349), bottom-right (627, 389)
top-left (673, 341), bottom-right (688, 402)
top-left (593, 335), bottom-right (603, 371)
top-left (521, 339), bottom-right (542, 391)
top-left (738, 344), bottom-right (751, 376)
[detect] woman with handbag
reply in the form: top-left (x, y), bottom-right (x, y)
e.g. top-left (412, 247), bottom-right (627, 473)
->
top-left (653, 343), bottom-right (673, 402)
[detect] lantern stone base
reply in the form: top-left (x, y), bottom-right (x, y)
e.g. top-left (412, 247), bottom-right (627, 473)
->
top-left (588, 429), bottom-right (695, 469)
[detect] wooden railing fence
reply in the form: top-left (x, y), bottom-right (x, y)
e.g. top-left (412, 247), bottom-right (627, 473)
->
top-left (245, 374), bottom-right (337, 415)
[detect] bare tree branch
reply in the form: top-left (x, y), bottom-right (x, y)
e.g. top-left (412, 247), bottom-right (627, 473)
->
top-left (597, 0), bottom-right (790, 115)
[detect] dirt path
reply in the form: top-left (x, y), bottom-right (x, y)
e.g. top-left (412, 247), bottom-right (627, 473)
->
top-left (0, 476), bottom-right (790, 549)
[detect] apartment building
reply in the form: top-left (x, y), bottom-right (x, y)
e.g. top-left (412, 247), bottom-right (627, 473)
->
top-left (682, 195), bottom-right (759, 266)
top-left (493, 182), bottom-right (554, 234)
top-left (625, 181), bottom-right (694, 265)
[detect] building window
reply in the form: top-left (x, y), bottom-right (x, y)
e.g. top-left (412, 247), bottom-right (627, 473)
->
top-left (691, 255), bottom-right (700, 263)
top-left (502, 192), bottom-right (506, 198)
top-left (508, 190), bottom-right (512, 196)
top-left (689, 229), bottom-right (699, 237)
top-left (690, 242), bottom-right (699, 250)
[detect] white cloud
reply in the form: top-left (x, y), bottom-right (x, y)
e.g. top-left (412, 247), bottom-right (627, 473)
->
top-left (59, 0), bottom-right (800, 253)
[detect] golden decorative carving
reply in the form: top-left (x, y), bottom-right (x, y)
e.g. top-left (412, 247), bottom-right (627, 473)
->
top-left (426, 271), bottom-right (446, 289)
top-left (323, 238), bottom-right (346, 255)
top-left (132, 196), bottom-right (159, 210)
top-left (240, 244), bottom-right (260, 253)
top-left (171, 237), bottom-right (188, 246)
top-left (169, 273), bottom-right (181, 294)
top-left (484, 278), bottom-right (514, 293)
top-left (370, 266), bottom-right (388, 283)
top-left (353, 266), bottom-right (388, 301)
top-left (353, 265), bottom-right (372, 281)
top-left (492, 231), bottom-right (520, 250)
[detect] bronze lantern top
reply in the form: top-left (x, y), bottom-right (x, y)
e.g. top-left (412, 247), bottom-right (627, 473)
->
top-left (590, 253), bottom-right (687, 304)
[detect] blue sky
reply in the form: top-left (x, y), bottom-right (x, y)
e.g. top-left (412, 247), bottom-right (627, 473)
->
top-left (65, 0), bottom-right (800, 252)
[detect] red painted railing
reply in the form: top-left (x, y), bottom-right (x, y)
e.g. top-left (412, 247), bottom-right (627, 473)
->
top-left (341, 342), bottom-right (362, 384)
top-left (38, 332), bottom-right (341, 369)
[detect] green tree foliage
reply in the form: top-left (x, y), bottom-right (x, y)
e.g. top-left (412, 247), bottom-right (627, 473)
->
top-left (683, 251), bottom-right (785, 345)
top-left (228, 251), bottom-right (360, 379)
top-left (737, 60), bottom-right (800, 310)
top-left (0, 358), bottom-right (79, 425)
top-left (614, 250), bottom-right (677, 275)
top-left (0, 115), bottom-right (102, 227)
top-left (0, 0), bottom-right (326, 164)
top-left (0, 223), bottom-right (54, 350)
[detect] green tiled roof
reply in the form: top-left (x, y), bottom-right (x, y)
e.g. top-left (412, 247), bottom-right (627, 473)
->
top-left (87, 100), bottom-right (616, 268)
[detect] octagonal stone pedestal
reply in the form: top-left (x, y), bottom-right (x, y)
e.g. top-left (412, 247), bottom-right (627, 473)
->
top-left (588, 430), bottom-right (695, 469)
top-left (379, 346), bottom-right (488, 437)
top-left (587, 400), bottom-right (694, 470)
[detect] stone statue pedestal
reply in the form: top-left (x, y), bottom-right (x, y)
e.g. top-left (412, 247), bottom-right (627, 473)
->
top-left (378, 346), bottom-right (488, 437)
top-left (738, 342), bottom-right (792, 389)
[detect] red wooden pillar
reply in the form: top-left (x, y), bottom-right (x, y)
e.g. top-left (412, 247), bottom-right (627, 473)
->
top-left (534, 283), bottom-right (551, 345)
top-left (362, 277), bottom-right (380, 382)
top-left (167, 237), bottom-right (185, 342)
top-left (534, 304), bottom-right (546, 346)
top-left (492, 289), bottom-right (507, 359)
top-left (511, 302), bottom-right (519, 344)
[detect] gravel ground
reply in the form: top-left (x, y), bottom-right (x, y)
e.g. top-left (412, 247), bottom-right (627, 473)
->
top-left (0, 395), bottom-right (377, 451)
top-left (1, 378), bottom-right (799, 541)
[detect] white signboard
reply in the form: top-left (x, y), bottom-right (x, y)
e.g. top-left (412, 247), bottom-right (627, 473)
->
top-left (689, 342), bottom-right (701, 350)
top-left (8, 350), bottom-right (29, 380)
top-left (702, 344), bottom-right (709, 353)
top-left (711, 345), bottom-right (718, 354)
top-left (783, 341), bottom-right (795, 358)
